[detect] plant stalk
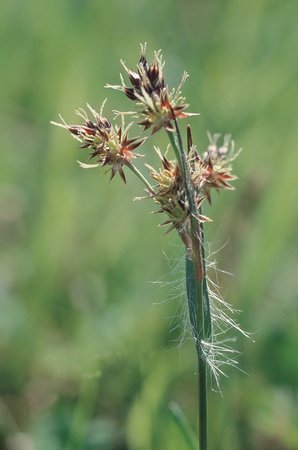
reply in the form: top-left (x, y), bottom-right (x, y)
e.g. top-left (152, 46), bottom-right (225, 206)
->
top-left (126, 161), bottom-right (154, 192)
top-left (198, 351), bottom-right (208, 450)
top-left (168, 122), bottom-right (211, 450)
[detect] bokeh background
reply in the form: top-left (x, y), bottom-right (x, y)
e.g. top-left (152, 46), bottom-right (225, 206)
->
top-left (1, 1), bottom-right (298, 449)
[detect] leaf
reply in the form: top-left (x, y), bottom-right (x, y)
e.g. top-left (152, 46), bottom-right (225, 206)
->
top-left (167, 402), bottom-right (198, 450)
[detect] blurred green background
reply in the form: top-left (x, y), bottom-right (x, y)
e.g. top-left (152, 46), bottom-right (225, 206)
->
top-left (1, 0), bottom-right (297, 449)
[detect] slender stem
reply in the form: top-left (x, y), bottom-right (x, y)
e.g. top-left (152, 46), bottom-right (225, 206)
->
top-left (198, 351), bottom-right (207, 450)
top-left (167, 130), bottom-right (183, 173)
top-left (186, 124), bottom-right (212, 339)
top-left (186, 253), bottom-right (208, 450)
top-left (167, 121), bottom-right (210, 450)
top-left (125, 161), bottom-right (154, 192)
top-left (186, 255), bottom-right (207, 449)
top-left (167, 130), bottom-right (203, 279)
top-left (175, 121), bottom-right (212, 337)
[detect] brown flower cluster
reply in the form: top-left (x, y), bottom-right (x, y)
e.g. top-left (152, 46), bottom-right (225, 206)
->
top-left (51, 103), bottom-right (144, 182)
top-left (51, 45), bottom-right (245, 401)
top-left (147, 148), bottom-right (188, 232)
top-left (192, 133), bottom-right (239, 205)
top-left (106, 43), bottom-right (196, 133)
top-left (52, 44), bottom-right (239, 242)
top-left (146, 148), bottom-right (209, 236)
top-left (146, 133), bottom-right (238, 237)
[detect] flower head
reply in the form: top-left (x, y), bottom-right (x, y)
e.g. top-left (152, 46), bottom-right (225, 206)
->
top-left (191, 134), bottom-right (240, 204)
top-left (106, 44), bottom-right (196, 134)
top-left (51, 102), bottom-right (145, 183)
top-left (148, 148), bottom-right (187, 231)
top-left (146, 148), bottom-right (209, 243)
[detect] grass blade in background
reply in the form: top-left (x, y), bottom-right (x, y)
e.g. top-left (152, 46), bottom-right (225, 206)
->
top-left (168, 402), bottom-right (198, 450)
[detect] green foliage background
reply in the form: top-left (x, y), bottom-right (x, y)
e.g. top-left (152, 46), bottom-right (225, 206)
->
top-left (1, 1), bottom-right (297, 449)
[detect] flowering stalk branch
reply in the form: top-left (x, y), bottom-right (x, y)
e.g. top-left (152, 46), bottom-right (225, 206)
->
top-left (166, 130), bottom-right (183, 174)
top-left (125, 161), bottom-right (154, 192)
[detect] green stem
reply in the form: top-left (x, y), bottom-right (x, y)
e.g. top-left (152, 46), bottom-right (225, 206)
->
top-left (167, 131), bottom-right (203, 277)
top-left (125, 161), bottom-right (154, 192)
top-left (167, 130), bottom-right (183, 173)
top-left (198, 351), bottom-right (207, 450)
top-left (167, 121), bottom-right (210, 450)
top-left (174, 121), bottom-right (212, 338)
top-left (186, 255), bottom-right (208, 450)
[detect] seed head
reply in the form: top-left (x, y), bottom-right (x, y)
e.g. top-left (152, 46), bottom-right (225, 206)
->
top-left (106, 44), bottom-right (197, 134)
top-left (191, 134), bottom-right (240, 204)
top-left (51, 102), bottom-right (145, 183)
top-left (146, 148), bottom-right (209, 241)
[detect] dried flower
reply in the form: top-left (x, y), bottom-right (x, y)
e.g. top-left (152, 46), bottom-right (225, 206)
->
top-left (191, 134), bottom-right (240, 204)
top-left (106, 43), bottom-right (196, 133)
top-left (51, 103), bottom-right (145, 183)
top-left (146, 148), bottom-right (210, 246)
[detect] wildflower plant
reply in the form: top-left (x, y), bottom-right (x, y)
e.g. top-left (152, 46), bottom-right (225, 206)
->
top-left (51, 44), bottom-right (246, 450)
